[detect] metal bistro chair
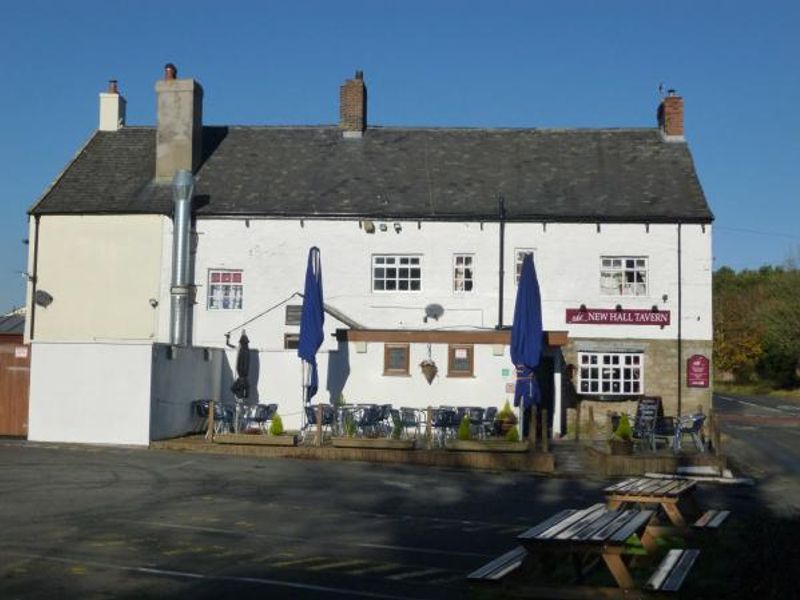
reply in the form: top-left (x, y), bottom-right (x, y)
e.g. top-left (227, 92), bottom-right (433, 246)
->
top-left (482, 406), bottom-right (498, 438)
top-left (242, 403), bottom-right (278, 433)
top-left (213, 401), bottom-right (236, 435)
top-left (467, 407), bottom-right (485, 439)
top-left (431, 407), bottom-right (457, 447)
top-left (191, 399), bottom-right (210, 434)
top-left (676, 413), bottom-right (707, 453)
top-left (357, 405), bottom-right (383, 437)
top-left (399, 407), bottom-right (422, 439)
top-left (303, 404), bottom-right (335, 443)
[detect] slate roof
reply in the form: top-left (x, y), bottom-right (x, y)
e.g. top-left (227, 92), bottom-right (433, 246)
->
top-left (31, 126), bottom-right (713, 222)
top-left (0, 313), bottom-right (24, 336)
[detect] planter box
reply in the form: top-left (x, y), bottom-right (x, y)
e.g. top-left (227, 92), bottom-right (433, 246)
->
top-left (214, 433), bottom-right (298, 446)
top-left (608, 439), bottom-right (634, 455)
top-left (446, 439), bottom-right (530, 453)
top-left (331, 437), bottom-right (416, 450)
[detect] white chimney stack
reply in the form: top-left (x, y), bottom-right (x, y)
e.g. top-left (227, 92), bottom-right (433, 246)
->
top-left (99, 80), bottom-right (126, 132)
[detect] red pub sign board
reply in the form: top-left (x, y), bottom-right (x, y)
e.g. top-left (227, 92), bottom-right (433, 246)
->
top-left (687, 354), bottom-right (710, 388)
top-left (565, 308), bottom-right (671, 326)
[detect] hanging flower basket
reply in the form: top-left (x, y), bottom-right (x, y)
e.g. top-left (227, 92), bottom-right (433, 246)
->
top-left (420, 359), bottom-right (438, 384)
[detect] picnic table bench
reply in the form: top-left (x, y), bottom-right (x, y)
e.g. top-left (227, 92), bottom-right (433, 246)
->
top-left (605, 477), bottom-right (730, 533)
top-left (469, 503), bottom-right (701, 597)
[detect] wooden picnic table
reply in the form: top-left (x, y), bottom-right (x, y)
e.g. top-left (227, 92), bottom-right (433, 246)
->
top-left (516, 503), bottom-right (658, 591)
top-left (604, 477), bottom-right (701, 529)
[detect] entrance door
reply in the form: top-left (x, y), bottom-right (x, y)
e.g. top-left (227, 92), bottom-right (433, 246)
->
top-left (0, 340), bottom-right (30, 437)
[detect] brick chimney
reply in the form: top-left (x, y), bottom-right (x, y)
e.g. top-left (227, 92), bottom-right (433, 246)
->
top-left (339, 70), bottom-right (367, 138)
top-left (658, 90), bottom-right (684, 141)
top-left (155, 63), bottom-right (204, 182)
top-left (99, 79), bottom-right (126, 132)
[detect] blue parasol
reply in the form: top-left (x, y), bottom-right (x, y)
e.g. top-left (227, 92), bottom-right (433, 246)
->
top-left (298, 247), bottom-right (324, 406)
top-left (510, 253), bottom-right (543, 409)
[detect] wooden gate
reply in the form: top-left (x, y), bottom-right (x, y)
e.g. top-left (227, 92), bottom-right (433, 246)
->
top-left (0, 338), bottom-right (30, 437)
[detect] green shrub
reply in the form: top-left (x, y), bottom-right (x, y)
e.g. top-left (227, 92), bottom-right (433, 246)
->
top-left (391, 417), bottom-right (404, 440)
top-left (497, 400), bottom-right (517, 422)
top-left (613, 413), bottom-right (632, 441)
top-left (505, 425), bottom-right (520, 442)
top-left (457, 415), bottom-right (472, 440)
top-left (343, 412), bottom-right (357, 437)
top-left (269, 413), bottom-right (284, 436)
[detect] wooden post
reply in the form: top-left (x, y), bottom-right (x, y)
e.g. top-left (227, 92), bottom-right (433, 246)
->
top-left (426, 406), bottom-right (433, 449)
top-left (575, 401), bottom-right (581, 442)
top-left (529, 406), bottom-right (538, 448)
top-left (316, 403), bottom-right (323, 447)
top-left (541, 408), bottom-right (549, 452)
top-left (711, 409), bottom-right (721, 456)
top-left (588, 405), bottom-right (595, 442)
top-left (606, 410), bottom-right (613, 439)
top-left (208, 399), bottom-right (215, 442)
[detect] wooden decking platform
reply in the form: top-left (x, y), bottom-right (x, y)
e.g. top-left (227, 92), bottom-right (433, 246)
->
top-left (152, 435), bottom-right (556, 473)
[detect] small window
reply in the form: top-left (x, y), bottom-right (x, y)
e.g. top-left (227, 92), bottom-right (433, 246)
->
top-left (448, 344), bottom-right (474, 377)
top-left (515, 249), bottom-right (535, 284)
top-left (384, 343), bottom-right (410, 376)
top-left (578, 351), bottom-right (644, 395)
top-left (600, 256), bottom-right (648, 296)
top-left (284, 333), bottom-right (300, 350)
top-left (207, 269), bottom-right (243, 310)
top-left (453, 254), bottom-right (474, 292)
top-left (373, 255), bottom-right (422, 292)
top-left (285, 305), bottom-right (302, 326)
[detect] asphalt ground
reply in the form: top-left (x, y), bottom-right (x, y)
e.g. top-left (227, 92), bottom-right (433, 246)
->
top-left (0, 393), bottom-right (794, 599)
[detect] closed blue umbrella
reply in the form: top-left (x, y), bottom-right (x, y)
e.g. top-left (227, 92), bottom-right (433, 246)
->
top-left (510, 253), bottom-right (543, 411)
top-left (298, 247), bottom-right (324, 409)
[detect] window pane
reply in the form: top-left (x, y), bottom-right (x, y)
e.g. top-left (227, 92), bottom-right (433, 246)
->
top-left (387, 348), bottom-right (406, 370)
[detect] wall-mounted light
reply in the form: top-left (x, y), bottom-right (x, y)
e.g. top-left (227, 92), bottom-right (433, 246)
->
top-left (579, 304), bottom-right (587, 312)
top-left (651, 305), bottom-right (659, 313)
top-left (393, 222), bottom-right (402, 233)
top-left (34, 290), bottom-right (53, 308)
top-left (149, 298), bottom-right (159, 308)
top-left (662, 293), bottom-right (669, 303)
top-left (363, 220), bottom-right (375, 234)
top-left (379, 223), bottom-right (388, 232)
top-left (615, 304), bottom-right (623, 312)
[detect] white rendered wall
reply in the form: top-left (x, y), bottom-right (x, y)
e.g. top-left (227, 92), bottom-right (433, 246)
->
top-left (28, 342), bottom-right (154, 445)
top-left (169, 218), bottom-right (710, 428)
top-left (149, 344), bottom-right (223, 440)
top-left (29, 215), bottom-right (166, 342)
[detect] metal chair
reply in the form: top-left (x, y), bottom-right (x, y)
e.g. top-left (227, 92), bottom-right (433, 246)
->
top-left (399, 407), bottom-right (421, 439)
top-left (467, 407), bottom-right (485, 438)
top-left (482, 406), bottom-right (498, 438)
top-left (676, 413), bottom-right (706, 452)
top-left (303, 404), bottom-right (335, 442)
top-left (431, 407), bottom-right (457, 446)
top-left (213, 401), bottom-right (235, 435)
top-left (357, 405), bottom-right (383, 437)
top-left (242, 403), bottom-right (278, 433)
top-left (191, 399), bottom-right (210, 433)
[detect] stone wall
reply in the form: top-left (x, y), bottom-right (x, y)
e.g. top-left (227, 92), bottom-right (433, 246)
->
top-left (561, 337), bottom-right (713, 438)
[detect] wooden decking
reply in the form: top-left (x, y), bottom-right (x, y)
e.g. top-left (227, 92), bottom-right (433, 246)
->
top-left (152, 435), bottom-right (556, 473)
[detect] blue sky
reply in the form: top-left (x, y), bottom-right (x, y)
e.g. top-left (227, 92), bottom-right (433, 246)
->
top-left (1, 0), bottom-right (798, 312)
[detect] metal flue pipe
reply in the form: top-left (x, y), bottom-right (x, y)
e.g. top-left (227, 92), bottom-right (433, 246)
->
top-left (170, 169), bottom-right (194, 346)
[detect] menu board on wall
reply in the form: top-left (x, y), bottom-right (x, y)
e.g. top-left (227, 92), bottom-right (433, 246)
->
top-left (687, 354), bottom-right (710, 388)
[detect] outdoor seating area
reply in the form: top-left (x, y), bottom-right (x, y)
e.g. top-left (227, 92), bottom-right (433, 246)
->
top-left (300, 402), bottom-right (522, 449)
top-left (608, 396), bottom-right (711, 454)
top-left (469, 475), bottom-right (732, 598)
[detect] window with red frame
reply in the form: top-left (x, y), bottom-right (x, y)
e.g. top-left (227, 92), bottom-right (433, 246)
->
top-left (207, 269), bottom-right (243, 310)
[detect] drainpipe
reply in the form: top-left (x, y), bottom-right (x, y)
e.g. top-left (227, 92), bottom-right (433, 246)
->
top-left (28, 215), bottom-right (41, 341)
top-left (677, 222), bottom-right (683, 416)
top-left (496, 196), bottom-right (506, 329)
top-left (170, 170), bottom-right (194, 346)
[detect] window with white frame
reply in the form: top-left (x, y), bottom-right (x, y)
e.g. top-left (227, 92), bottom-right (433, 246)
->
top-left (207, 269), bottom-right (243, 310)
top-left (453, 254), bottom-right (474, 292)
top-left (578, 352), bottom-right (643, 395)
top-left (600, 257), bottom-right (648, 296)
top-left (515, 249), bottom-right (535, 283)
top-left (372, 255), bottom-right (421, 292)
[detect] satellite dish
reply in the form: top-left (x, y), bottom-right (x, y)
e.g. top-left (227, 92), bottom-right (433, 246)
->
top-left (35, 290), bottom-right (53, 308)
top-left (424, 304), bottom-right (445, 322)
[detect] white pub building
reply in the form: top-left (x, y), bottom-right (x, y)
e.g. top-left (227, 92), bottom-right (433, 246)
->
top-left (24, 66), bottom-right (713, 445)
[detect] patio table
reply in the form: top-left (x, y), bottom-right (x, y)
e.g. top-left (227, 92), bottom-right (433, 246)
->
top-left (516, 503), bottom-right (658, 591)
top-left (604, 477), bottom-right (701, 529)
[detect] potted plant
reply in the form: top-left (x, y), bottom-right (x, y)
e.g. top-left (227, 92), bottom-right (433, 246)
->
top-left (608, 412), bottom-right (634, 455)
top-left (457, 415), bottom-right (472, 441)
top-left (495, 400), bottom-right (518, 436)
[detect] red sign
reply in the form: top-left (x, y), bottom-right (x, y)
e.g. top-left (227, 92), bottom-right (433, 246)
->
top-left (687, 354), bottom-right (710, 388)
top-left (566, 308), bottom-right (671, 326)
